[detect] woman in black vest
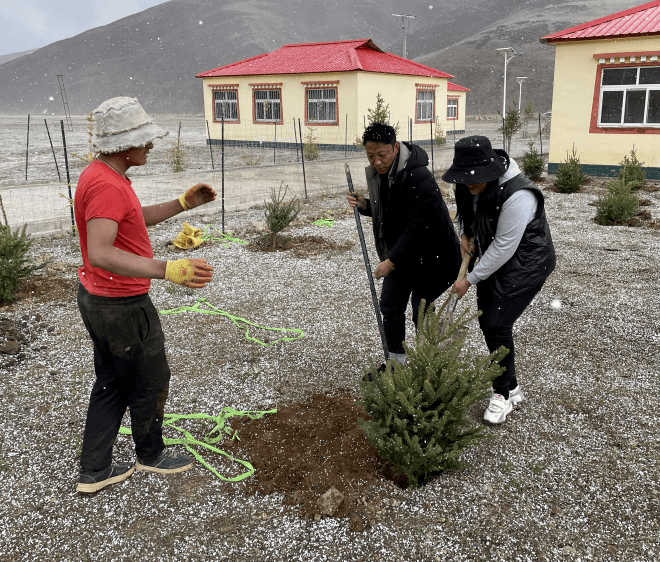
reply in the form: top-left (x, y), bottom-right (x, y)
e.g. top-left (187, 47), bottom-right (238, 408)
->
top-left (442, 136), bottom-right (556, 424)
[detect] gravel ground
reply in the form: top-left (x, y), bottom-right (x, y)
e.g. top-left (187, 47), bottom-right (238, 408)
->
top-left (1, 176), bottom-right (659, 562)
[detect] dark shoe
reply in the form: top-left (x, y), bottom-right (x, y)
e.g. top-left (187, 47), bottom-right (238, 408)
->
top-left (136, 448), bottom-right (194, 474)
top-left (362, 363), bottom-right (387, 382)
top-left (77, 462), bottom-right (135, 493)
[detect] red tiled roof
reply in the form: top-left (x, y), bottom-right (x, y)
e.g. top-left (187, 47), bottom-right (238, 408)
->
top-left (196, 39), bottom-right (453, 79)
top-left (541, 0), bottom-right (660, 43)
top-left (448, 82), bottom-right (470, 92)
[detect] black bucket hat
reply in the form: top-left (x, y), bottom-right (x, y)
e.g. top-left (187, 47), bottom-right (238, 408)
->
top-left (441, 136), bottom-right (509, 184)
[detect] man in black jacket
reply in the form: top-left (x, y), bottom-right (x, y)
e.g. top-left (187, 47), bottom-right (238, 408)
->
top-left (347, 123), bottom-right (461, 363)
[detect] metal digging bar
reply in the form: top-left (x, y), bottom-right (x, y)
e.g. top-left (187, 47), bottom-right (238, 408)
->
top-left (345, 164), bottom-right (389, 363)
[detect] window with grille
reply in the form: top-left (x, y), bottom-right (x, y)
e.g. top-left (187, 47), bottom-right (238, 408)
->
top-left (447, 98), bottom-right (458, 120)
top-left (599, 66), bottom-right (660, 126)
top-left (416, 90), bottom-right (434, 121)
top-left (214, 90), bottom-right (238, 121)
top-left (254, 89), bottom-right (281, 122)
top-left (306, 88), bottom-right (337, 123)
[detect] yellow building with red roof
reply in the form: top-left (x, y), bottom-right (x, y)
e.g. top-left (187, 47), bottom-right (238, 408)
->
top-left (542, 0), bottom-right (660, 178)
top-left (196, 39), bottom-right (468, 150)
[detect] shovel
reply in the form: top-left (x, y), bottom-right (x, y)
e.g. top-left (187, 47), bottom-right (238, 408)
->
top-left (439, 237), bottom-right (475, 337)
top-left (345, 164), bottom-right (389, 365)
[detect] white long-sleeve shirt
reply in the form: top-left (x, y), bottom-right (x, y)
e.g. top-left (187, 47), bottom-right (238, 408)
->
top-left (458, 159), bottom-right (539, 285)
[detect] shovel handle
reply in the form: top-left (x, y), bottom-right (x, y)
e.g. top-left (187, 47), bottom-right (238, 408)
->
top-left (456, 238), bottom-right (475, 283)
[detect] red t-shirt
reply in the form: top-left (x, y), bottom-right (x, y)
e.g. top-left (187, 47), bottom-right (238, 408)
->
top-left (75, 159), bottom-right (153, 297)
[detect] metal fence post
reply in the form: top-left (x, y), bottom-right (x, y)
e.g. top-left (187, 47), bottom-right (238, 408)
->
top-left (221, 115), bottom-right (225, 233)
top-left (25, 114), bottom-right (30, 181)
top-left (298, 118), bottom-right (308, 199)
top-left (206, 120), bottom-right (214, 170)
top-left (44, 119), bottom-right (61, 182)
top-left (60, 120), bottom-right (75, 228)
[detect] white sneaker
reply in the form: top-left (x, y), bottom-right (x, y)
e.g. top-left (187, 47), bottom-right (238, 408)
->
top-left (484, 394), bottom-right (513, 424)
top-left (509, 385), bottom-right (524, 408)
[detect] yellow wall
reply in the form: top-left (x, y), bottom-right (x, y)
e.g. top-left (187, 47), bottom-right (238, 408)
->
top-left (200, 71), bottom-right (457, 146)
top-left (549, 36), bottom-right (660, 171)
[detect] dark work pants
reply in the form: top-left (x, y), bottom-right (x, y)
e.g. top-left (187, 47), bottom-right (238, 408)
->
top-left (379, 267), bottom-right (447, 355)
top-left (477, 282), bottom-right (542, 399)
top-left (77, 284), bottom-right (171, 471)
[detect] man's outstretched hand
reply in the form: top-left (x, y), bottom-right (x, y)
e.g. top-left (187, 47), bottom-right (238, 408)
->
top-left (180, 183), bottom-right (217, 210)
top-left (165, 258), bottom-right (213, 288)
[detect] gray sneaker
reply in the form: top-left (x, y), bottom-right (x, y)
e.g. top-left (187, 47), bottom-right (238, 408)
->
top-left (77, 462), bottom-right (135, 493)
top-left (136, 449), bottom-right (194, 474)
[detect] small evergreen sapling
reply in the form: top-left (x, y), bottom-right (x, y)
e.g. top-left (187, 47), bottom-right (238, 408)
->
top-left (555, 145), bottom-right (586, 193)
top-left (0, 224), bottom-right (43, 304)
top-left (595, 177), bottom-right (639, 226)
top-left (358, 303), bottom-right (507, 487)
top-left (303, 127), bottom-right (320, 161)
top-left (366, 93), bottom-right (401, 135)
top-left (520, 142), bottom-right (544, 180)
top-left (617, 147), bottom-right (646, 190)
top-left (264, 181), bottom-right (300, 248)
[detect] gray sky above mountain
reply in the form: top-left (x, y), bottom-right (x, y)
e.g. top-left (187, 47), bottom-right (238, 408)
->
top-left (0, 0), bottom-right (446, 56)
top-left (0, 0), bottom-right (168, 55)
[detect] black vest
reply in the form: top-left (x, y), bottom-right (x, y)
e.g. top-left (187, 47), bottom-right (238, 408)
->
top-left (474, 174), bottom-right (556, 301)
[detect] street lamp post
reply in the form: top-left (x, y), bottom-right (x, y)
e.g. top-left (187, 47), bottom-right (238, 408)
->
top-left (496, 47), bottom-right (522, 149)
top-left (516, 77), bottom-right (527, 114)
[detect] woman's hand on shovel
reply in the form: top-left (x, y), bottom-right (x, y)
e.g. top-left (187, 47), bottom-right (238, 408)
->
top-left (452, 278), bottom-right (471, 300)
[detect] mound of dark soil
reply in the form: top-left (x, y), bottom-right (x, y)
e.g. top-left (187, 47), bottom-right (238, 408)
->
top-left (232, 392), bottom-right (406, 530)
top-left (247, 234), bottom-right (354, 258)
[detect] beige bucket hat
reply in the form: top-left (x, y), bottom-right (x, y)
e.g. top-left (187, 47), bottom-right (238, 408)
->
top-left (92, 97), bottom-right (168, 154)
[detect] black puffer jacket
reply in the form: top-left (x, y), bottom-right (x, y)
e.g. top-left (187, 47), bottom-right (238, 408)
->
top-left (359, 142), bottom-right (461, 293)
top-left (465, 174), bottom-right (556, 301)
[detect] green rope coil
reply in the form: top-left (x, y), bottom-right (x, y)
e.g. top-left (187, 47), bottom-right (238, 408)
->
top-left (160, 297), bottom-right (304, 347)
top-left (119, 407), bottom-right (277, 481)
top-left (200, 225), bottom-right (249, 247)
top-left (312, 215), bottom-right (335, 228)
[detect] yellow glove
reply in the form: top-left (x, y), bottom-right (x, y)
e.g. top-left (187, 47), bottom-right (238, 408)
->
top-left (178, 183), bottom-right (216, 211)
top-left (164, 259), bottom-right (195, 285)
top-left (183, 222), bottom-right (202, 238)
top-left (172, 223), bottom-right (204, 249)
top-left (178, 194), bottom-right (190, 211)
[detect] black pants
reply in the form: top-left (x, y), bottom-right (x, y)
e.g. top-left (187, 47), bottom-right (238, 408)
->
top-left (77, 284), bottom-right (171, 471)
top-left (379, 268), bottom-right (448, 355)
top-left (477, 282), bottom-right (542, 399)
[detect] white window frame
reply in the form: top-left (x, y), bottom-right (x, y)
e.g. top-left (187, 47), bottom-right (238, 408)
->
top-left (598, 65), bottom-right (660, 127)
top-left (306, 88), bottom-right (337, 124)
top-left (254, 89), bottom-right (281, 122)
top-left (447, 98), bottom-right (458, 120)
top-left (416, 90), bottom-right (434, 121)
top-left (214, 90), bottom-right (238, 122)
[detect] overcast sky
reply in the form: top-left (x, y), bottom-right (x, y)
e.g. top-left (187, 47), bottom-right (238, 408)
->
top-left (0, 0), bottom-right (168, 56)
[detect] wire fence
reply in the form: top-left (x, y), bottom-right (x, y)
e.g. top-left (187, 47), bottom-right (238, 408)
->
top-left (0, 113), bottom-right (552, 236)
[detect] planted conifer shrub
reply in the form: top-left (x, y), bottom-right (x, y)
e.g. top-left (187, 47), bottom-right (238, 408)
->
top-left (555, 146), bottom-right (586, 193)
top-left (520, 142), bottom-right (544, 180)
top-left (264, 181), bottom-right (300, 248)
top-left (595, 177), bottom-right (640, 226)
top-left (618, 147), bottom-right (646, 190)
top-left (358, 303), bottom-right (507, 487)
top-left (0, 224), bottom-right (42, 304)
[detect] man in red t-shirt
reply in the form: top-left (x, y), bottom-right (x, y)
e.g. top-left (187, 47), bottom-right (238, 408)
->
top-left (75, 97), bottom-right (216, 493)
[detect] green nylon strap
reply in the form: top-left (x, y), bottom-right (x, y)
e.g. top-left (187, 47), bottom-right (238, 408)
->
top-left (119, 407), bottom-right (277, 481)
top-left (200, 225), bottom-right (249, 247)
top-left (160, 297), bottom-right (305, 346)
top-left (312, 215), bottom-right (335, 228)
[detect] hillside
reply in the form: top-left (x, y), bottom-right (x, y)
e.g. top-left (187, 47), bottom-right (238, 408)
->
top-left (0, 0), bottom-right (638, 116)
